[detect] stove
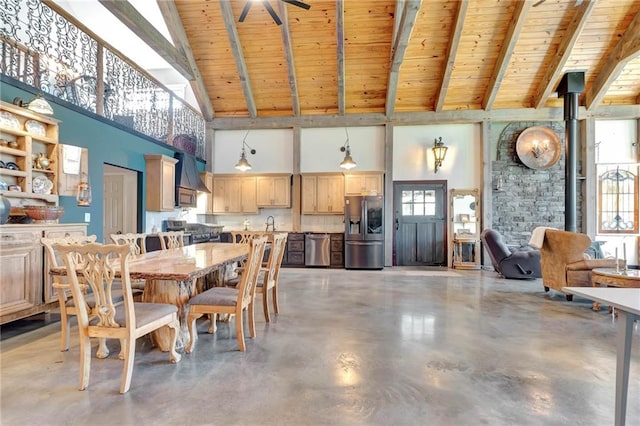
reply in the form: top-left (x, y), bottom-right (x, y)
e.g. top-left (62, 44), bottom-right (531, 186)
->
top-left (186, 223), bottom-right (224, 243)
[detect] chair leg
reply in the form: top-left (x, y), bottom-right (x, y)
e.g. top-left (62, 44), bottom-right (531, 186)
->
top-left (96, 338), bottom-right (110, 359)
top-left (262, 289), bottom-right (271, 323)
top-left (272, 286), bottom-right (279, 315)
top-left (186, 313), bottom-right (202, 354)
top-left (208, 313), bottom-right (218, 334)
top-left (248, 302), bottom-right (256, 339)
top-left (166, 318), bottom-right (181, 363)
top-left (118, 339), bottom-right (126, 360)
top-left (235, 309), bottom-right (245, 352)
top-left (119, 335), bottom-right (136, 394)
top-left (60, 308), bottom-right (71, 351)
top-left (78, 334), bottom-right (91, 391)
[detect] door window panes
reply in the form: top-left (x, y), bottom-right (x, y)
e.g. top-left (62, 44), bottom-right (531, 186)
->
top-left (402, 190), bottom-right (436, 217)
top-left (598, 166), bottom-right (639, 234)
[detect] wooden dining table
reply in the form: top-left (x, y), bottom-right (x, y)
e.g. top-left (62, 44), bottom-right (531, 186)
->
top-left (51, 242), bottom-right (249, 351)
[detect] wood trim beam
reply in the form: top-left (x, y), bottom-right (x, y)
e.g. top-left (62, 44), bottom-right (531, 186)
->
top-left (337, 0), bottom-right (345, 115)
top-left (483, 1), bottom-right (531, 110)
top-left (219, 0), bottom-right (257, 118)
top-left (157, 0), bottom-right (215, 120)
top-left (278, 1), bottom-right (300, 116)
top-left (210, 105), bottom-right (640, 129)
top-left (435, 0), bottom-right (468, 112)
top-left (585, 10), bottom-right (640, 110)
top-left (97, 0), bottom-right (193, 80)
top-left (385, 0), bottom-right (422, 117)
top-left (533, 0), bottom-right (596, 109)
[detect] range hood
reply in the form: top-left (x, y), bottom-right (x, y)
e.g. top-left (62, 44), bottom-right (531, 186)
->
top-left (174, 152), bottom-right (209, 193)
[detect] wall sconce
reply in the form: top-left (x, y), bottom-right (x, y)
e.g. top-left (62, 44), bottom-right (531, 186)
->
top-left (76, 173), bottom-right (92, 206)
top-left (530, 139), bottom-right (550, 158)
top-left (339, 128), bottom-right (357, 170)
top-left (235, 130), bottom-right (256, 172)
top-left (432, 137), bottom-right (448, 173)
top-left (13, 94), bottom-right (54, 115)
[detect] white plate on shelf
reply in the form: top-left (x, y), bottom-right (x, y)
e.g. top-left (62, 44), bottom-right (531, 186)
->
top-left (25, 120), bottom-right (46, 137)
top-left (32, 175), bottom-right (53, 194)
top-left (0, 111), bottom-right (20, 130)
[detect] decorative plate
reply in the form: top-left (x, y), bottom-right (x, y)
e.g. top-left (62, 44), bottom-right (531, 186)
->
top-left (515, 126), bottom-right (562, 170)
top-left (32, 175), bottom-right (53, 194)
top-left (25, 119), bottom-right (46, 136)
top-left (0, 111), bottom-right (20, 130)
top-left (0, 181), bottom-right (7, 191)
top-left (5, 161), bottom-right (19, 170)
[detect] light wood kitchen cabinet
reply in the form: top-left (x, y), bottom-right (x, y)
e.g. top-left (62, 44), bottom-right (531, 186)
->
top-left (197, 171), bottom-right (214, 214)
top-left (0, 100), bottom-right (60, 205)
top-left (42, 224), bottom-right (88, 303)
top-left (212, 175), bottom-right (257, 214)
top-left (0, 229), bottom-right (42, 324)
top-left (256, 174), bottom-right (291, 208)
top-left (301, 174), bottom-right (344, 214)
top-left (0, 223), bottom-right (88, 324)
top-left (344, 172), bottom-right (383, 196)
top-left (145, 154), bottom-right (178, 212)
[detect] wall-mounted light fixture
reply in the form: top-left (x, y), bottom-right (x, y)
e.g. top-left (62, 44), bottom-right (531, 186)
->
top-left (13, 94), bottom-right (54, 115)
top-left (339, 128), bottom-right (356, 170)
top-left (235, 130), bottom-right (256, 172)
top-left (76, 173), bottom-right (92, 206)
top-left (530, 139), bottom-right (550, 158)
top-left (432, 137), bottom-right (448, 173)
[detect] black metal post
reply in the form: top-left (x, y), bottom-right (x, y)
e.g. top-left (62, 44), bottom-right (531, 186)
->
top-left (557, 72), bottom-right (585, 232)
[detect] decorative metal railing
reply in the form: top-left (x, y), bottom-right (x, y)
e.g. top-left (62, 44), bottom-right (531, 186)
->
top-left (0, 0), bottom-right (205, 160)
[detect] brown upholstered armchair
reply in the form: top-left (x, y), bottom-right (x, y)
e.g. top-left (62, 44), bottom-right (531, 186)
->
top-left (540, 229), bottom-right (622, 301)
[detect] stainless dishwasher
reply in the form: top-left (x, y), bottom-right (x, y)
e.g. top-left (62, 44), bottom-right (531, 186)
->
top-left (304, 233), bottom-right (330, 267)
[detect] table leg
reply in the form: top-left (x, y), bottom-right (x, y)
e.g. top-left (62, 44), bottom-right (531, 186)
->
top-left (143, 278), bottom-right (196, 351)
top-left (615, 311), bottom-right (636, 426)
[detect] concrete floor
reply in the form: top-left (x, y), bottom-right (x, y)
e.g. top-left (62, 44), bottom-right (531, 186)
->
top-left (1, 267), bottom-right (638, 425)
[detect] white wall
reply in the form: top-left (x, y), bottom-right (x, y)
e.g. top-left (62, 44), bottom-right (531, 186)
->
top-left (393, 124), bottom-right (482, 190)
top-left (213, 129), bottom-right (294, 173)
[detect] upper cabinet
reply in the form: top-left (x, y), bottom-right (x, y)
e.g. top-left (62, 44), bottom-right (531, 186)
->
top-left (212, 175), bottom-right (257, 214)
top-left (145, 154), bottom-right (178, 212)
top-left (0, 100), bottom-right (59, 205)
top-left (256, 174), bottom-right (291, 208)
top-left (302, 174), bottom-right (344, 214)
top-left (344, 172), bottom-right (383, 196)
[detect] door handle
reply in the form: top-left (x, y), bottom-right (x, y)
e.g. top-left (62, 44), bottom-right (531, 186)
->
top-left (395, 218), bottom-right (399, 230)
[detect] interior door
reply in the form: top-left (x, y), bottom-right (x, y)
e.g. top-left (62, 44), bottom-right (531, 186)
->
top-left (103, 164), bottom-right (138, 242)
top-left (394, 182), bottom-right (447, 266)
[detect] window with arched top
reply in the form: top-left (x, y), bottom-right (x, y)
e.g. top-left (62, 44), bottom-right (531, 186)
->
top-left (597, 167), bottom-right (639, 234)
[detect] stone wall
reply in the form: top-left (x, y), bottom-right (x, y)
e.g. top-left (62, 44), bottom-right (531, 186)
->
top-left (491, 121), bottom-right (583, 246)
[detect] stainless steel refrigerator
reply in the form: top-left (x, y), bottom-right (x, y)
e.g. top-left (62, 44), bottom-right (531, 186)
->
top-left (344, 195), bottom-right (384, 269)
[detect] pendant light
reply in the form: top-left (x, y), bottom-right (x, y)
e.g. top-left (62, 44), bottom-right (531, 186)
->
top-left (339, 128), bottom-right (357, 170)
top-left (235, 131), bottom-right (256, 172)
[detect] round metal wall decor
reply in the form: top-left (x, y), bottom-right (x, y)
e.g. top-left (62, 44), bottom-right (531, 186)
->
top-left (515, 126), bottom-right (561, 170)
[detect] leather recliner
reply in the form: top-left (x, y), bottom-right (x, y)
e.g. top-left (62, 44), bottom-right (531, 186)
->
top-left (481, 229), bottom-right (542, 279)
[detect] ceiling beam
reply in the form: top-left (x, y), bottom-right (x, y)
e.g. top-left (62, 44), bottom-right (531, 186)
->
top-left (385, 0), bottom-right (422, 117)
top-left (337, 0), bottom-right (345, 115)
top-left (278, 1), bottom-right (300, 116)
top-left (219, 0), bottom-right (257, 118)
top-left (585, 9), bottom-right (640, 110)
top-left (209, 105), bottom-right (640, 129)
top-left (97, 0), bottom-right (193, 80)
top-left (435, 0), bottom-right (468, 112)
top-left (482, 1), bottom-right (531, 110)
top-left (156, 0), bottom-right (215, 120)
top-left (533, 0), bottom-right (596, 109)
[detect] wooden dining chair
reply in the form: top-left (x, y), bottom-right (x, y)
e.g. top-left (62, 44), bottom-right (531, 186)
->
top-left (226, 233), bottom-right (288, 322)
top-left (110, 232), bottom-right (148, 296)
top-left (57, 243), bottom-right (181, 394)
top-left (157, 231), bottom-right (184, 250)
top-left (41, 234), bottom-right (107, 353)
top-left (186, 236), bottom-right (267, 353)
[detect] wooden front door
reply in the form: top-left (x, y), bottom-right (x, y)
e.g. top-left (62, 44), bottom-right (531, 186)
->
top-left (393, 181), bottom-right (447, 266)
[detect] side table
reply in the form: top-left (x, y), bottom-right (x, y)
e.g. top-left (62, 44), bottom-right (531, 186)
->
top-left (591, 268), bottom-right (640, 311)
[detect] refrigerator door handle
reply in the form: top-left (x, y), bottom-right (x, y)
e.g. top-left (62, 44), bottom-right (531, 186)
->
top-left (345, 241), bottom-right (380, 246)
top-left (395, 218), bottom-right (399, 230)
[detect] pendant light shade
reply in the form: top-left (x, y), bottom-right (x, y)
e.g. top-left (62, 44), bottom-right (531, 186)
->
top-left (339, 128), bottom-right (357, 170)
top-left (234, 130), bottom-right (256, 172)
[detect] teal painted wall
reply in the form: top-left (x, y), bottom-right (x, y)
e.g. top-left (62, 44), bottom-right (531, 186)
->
top-left (1, 80), bottom-right (204, 240)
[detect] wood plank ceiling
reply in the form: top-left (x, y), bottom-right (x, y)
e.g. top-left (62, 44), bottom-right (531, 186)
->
top-left (150, 0), bottom-right (640, 121)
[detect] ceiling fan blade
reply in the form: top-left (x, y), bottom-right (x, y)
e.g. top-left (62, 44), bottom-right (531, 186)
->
top-left (281, 0), bottom-right (311, 10)
top-left (262, 0), bottom-right (282, 25)
top-left (239, 2), bottom-right (252, 22)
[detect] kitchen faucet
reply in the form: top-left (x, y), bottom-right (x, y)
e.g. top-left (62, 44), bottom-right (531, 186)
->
top-left (265, 215), bottom-right (275, 232)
